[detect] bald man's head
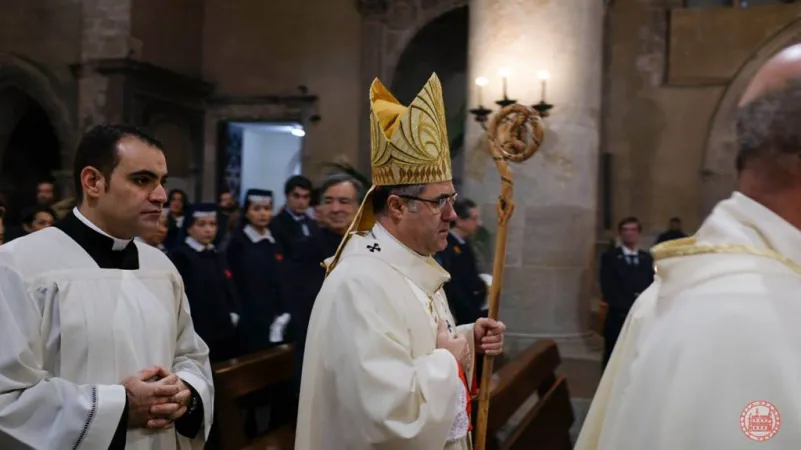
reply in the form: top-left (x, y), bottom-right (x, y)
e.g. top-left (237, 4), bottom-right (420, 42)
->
top-left (735, 45), bottom-right (801, 175)
top-left (739, 44), bottom-right (801, 107)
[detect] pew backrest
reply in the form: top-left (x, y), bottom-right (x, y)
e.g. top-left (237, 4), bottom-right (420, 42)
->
top-left (212, 344), bottom-right (294, 450)
top-left (473, 339), bottom-right (575, 450)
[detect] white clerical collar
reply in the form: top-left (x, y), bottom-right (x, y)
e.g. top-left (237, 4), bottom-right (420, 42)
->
top-left (620, 245), bottom-right (639, 256)
top-left (73, 207), bottom-right (132, 251)
top-left (368, 222), bottom-right (450, 295)
top-left (449, 230), bottom-right (466, 245)
top-left (244, 224), bottom-right (275, 244)
top-left (720, 191), bottom-right (801, 267)
top-left (185, 236), bottom-right (215, 252)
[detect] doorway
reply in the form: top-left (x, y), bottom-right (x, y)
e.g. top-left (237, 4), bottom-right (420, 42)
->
top-left (217, 121), bottom-right (305, 208)
top-left (0, 86), bottom-right (61, 222)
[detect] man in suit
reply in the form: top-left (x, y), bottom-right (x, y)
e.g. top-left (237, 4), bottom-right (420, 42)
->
top-left (599, 217), bottom-right (654, 369)
top-left (437, 197), bottom-right (487, 326)
top-left (269, 175), bottom-right (318, 257)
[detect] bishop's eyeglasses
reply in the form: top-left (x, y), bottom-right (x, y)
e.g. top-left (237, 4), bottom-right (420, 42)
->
top-left (398, 192), bottom-right (458, 212)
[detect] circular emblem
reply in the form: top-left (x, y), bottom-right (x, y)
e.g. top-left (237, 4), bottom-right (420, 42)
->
top-left (740, 400), bottom-right (781, 441)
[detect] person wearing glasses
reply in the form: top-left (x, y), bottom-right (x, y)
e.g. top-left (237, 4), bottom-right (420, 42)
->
top-left (296, 73), bottom-right (507, 450)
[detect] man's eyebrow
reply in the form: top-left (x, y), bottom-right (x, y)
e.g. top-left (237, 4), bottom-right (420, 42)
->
top-left (128, 170), bottom-right (167, 179)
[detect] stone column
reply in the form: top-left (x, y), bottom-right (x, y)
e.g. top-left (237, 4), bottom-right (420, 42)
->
top-left (463, 0), bottom-right (603, 355)
top-left (77, 0), bottom-right (133, 132)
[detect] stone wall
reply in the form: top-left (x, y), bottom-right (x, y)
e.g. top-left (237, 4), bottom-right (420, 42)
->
top-left (201, 0), bottom-right (362, 192)
top-left (131, 0), bottom-right (204, 76)
top-left (605, 1), bottom-right (801, 238)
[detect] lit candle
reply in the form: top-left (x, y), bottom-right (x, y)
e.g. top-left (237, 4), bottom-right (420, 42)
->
top-left (538, 70), bottom-right (550, 101)
top-left (498, 67), bottom-right (511, 99)
top-left (475, 76), bottom-right (488, 106)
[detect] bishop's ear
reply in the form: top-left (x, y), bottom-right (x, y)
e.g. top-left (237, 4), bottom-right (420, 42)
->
top-left (386, 194), bottom-right (407, 219)
top-left (80, 166), bottom-right (106, 199)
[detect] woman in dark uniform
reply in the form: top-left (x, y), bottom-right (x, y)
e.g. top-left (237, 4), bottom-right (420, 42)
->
top-left (225, 189), bottom-right (289, 352)
top-left (169, 202), bottom-right (241, 363)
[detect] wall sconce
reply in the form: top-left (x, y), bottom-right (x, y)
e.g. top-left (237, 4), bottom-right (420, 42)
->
top-left (532, 70), bottom-right (553, 117)
top-left (469, 67), bottom-right (555, 129)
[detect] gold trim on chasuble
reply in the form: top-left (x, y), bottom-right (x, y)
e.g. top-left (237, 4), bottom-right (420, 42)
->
top-left (651, 236), bottom-right (801, 275)
top-left (324, 73), bottom-right (454, 277)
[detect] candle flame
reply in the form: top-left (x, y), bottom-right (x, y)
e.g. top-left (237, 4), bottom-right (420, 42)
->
top-left (475, 77), bottom-right (489, 87)
top-left (538, 70), bottom-right (551, 81)
top-left (498, 67), bottom-right (511, 77)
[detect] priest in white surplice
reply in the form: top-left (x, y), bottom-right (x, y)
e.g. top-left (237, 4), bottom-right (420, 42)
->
top-left (576, 44), bottom-right (801, 450)
top-left (295, 73), bottom-right (506, 450)
top-left (0, 124), bottom-right (213, 449)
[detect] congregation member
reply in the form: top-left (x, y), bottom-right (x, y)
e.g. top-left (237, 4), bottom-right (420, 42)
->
top-left (164, 188), bottom-right (188, 250)
top-left (270, 175), bottom-right (317, 257)
top-left (136, 210), bottom-right (169, 252)
top-left (226, 188), bottom-right (290, 352)
top-left (598, 216), bottom-right (654, 369)
top-left (170, 202), bottom-right (241, 363)
top-left (0, 124), bottom-right (213, 448)
top-left (437, 197), bottom-right (487, 326)
top-left (287, 172), bottom-right (363, 396)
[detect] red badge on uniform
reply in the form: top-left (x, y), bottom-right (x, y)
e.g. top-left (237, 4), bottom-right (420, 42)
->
top-left (276, 253), bottom-right (284, 262)
top-left (224, 269), bottom-right (232, 279)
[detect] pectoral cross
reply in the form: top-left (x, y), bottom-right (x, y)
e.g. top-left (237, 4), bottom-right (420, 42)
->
top-left (367, 243), bottom-right (381, 252)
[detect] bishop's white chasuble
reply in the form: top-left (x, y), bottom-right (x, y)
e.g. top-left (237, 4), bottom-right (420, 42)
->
top-left (296, 223), bottom-right (476, 450)
top-left (575, 191), bottom-right (801, 449)
top-left (0, 215), bottom-right (214, 450)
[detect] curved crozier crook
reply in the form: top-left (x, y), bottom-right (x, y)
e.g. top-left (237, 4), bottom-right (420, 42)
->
top-left (484, 104), bottom-right (544, 224)
top-left (486, 104), bottom-right (544, 164)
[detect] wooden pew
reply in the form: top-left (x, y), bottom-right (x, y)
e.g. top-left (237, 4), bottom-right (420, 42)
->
top-left (212, 344), bottom-right (295, 450)
top-left (472, 339), bottom-right (574, 450)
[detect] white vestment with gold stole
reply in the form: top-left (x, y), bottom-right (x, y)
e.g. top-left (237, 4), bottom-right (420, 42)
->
top-left (295, 223), bottom-right (475, 450)
top-left (575, 191), bottom-right (801, 449)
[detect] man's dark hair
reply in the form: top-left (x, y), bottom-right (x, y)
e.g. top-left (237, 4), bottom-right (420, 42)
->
top-left (735, 80), bottom-right (801, 174)
top-left (319, 172), bottom-right (365, 204)
top-left (453, 197), bottom-right (477, 220)
top-left (618, 216), bottom-right (641, 232)
top-left (21, 205), bottom-right (56, 226)
top-left (284, 175), bottom-right (313, 195)
top-left (72, 124), bottom-right (163, 203)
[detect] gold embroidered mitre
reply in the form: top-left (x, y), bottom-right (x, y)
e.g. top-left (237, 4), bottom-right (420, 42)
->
top-left (323, 73), bottom-right (453, 276)
top-left (369, 73), bottom-right (452, 186)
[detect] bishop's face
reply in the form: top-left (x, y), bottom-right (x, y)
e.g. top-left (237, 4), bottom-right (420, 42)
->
top-left (397, 180), bottom-right (458, 256)
top-left (96, 137), bottom-right (168, 239)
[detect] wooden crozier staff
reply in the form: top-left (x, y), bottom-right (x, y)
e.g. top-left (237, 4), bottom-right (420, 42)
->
top-left (474, 104), bottom-right (545, 450)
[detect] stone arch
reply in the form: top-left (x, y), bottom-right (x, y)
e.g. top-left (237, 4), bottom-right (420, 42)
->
top-left (380, 0), bottom-right (469, 87)
top-left (701, 18), bottom-right (801, 217)
top-left (0, 53), bottom-right (75, 168)
top-left (357, 0), bottom-right (468, 170)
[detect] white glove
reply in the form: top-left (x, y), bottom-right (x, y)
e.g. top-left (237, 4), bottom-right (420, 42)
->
top-left (269, 313), bottom-right (291, 343)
